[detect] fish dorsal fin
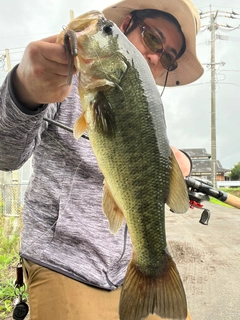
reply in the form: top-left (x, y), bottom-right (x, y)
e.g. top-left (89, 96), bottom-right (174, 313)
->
top-left (166, 150), bottom-right (189, 213)
top-left (73, 113), bottom-right (87, 140)
top-left (102, 180), bottom-right (124, 235)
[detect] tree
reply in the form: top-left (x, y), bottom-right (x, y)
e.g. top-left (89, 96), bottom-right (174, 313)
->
top-left (230, 162), bottom-right (240, 180)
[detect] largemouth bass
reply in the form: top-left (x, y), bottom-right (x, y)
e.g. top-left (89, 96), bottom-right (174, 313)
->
top-left (58, 11), bottom-right (190, 320)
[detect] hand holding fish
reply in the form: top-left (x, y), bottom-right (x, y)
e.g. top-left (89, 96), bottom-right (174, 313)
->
top-left (12, 35), bottom-right (75, 109)
top-left (171, 147), bottom-right (192, 177)
top-left (59, 11), bottom-right (190, 320)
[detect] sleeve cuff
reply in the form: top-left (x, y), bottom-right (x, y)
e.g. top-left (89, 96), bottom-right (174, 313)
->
top-left (179, 149), bottom-right (193, 177)
top-left (8, 64), bottom-right (48, 115)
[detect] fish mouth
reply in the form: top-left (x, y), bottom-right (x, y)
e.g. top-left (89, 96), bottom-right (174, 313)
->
top-left (63, 11), bottom-right (114, 75)
top-left (64, 10), bottom-right (111, 44)
top-left (62, 17), bottom-right (99, 83)
top-left (58, 10), bottom-right (118, 85)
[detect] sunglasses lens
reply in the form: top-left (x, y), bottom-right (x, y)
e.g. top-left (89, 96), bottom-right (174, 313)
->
top-left (161, 53), bottom-right (178, 71)
top-left (140, 24), bottom-right (178, 72)
top-left (143, 29), bottom-right (163, 53)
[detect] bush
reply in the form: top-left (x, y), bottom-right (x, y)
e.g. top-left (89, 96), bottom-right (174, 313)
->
top-left (229, 162), bottom-right (240, 180)
top-left (220, 187), bottom-right (240, 198)
top-left (0, 215), bottom-right (26, 319)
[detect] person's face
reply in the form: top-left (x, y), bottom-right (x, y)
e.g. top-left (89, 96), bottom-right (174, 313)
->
top-left (120, 15), bottom-right (184, 81)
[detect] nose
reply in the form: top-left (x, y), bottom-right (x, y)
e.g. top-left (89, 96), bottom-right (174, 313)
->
top-left (146, 51), bottom-right (162, 67)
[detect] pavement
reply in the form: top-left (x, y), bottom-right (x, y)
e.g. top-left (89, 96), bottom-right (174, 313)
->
top-left (6, 201), bottom-right (240, 320)
top-left (166, 201), bottom-right (240, 320)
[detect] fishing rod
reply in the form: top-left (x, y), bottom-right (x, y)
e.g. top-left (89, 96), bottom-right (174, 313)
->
top-left (43, 117), bottom-right (89, 140)
top-left (185, 176), bottom-right (240, 209)
top-left (43, 117), bottom-right (240, 222)
top-left (185, 176), bottom-right (240, 225)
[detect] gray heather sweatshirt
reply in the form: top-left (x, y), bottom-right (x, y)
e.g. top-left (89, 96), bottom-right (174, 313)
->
top-left (0, 67), bottom-right (132, 290)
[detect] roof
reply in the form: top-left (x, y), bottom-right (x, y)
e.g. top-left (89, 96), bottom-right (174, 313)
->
top-left (192, 159), bottom-right (229, 174)
top-left (181, 148), bottom-right (211, 159)
top-left (181, 148), bottom-right (229, 174)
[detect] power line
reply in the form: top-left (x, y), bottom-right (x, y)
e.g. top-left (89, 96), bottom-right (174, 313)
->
top-left (200, 5), bottom-right (240, 188)
top-left (0, 31), bottom-right (58, 40)
top-left (199, 5), bottom-right (240, 11)
top-left (222, 69), bottom-right (240, 72)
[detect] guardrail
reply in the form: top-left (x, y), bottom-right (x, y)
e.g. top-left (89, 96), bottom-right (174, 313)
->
top-left (217, 181), bottom-right (240, 188)
top-left (0, 184), bottom-right (28, 217)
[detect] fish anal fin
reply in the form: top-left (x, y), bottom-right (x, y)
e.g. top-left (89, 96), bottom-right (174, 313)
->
top-left (102, 180), bottom-right (124, 235)
top-left (73, 113), bottom-right (87, 140)
top-left (119, 252), bottom-right (188, 320)
top-left (166, 149), bottom-right (189, 213)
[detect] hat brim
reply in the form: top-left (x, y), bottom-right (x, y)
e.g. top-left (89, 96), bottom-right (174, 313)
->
top-left (103, 0), bottom-right (204, 86)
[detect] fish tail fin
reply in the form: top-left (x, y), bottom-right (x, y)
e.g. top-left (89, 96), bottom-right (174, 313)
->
top-left (119, 252), bottom-right (187, 320)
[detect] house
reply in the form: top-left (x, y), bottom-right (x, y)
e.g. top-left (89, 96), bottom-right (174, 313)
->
top-left (181, 148), bottom-right (229, 181)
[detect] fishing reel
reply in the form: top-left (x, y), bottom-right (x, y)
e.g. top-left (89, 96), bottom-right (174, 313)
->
top-left (186, 177), bottom-right (212, 226)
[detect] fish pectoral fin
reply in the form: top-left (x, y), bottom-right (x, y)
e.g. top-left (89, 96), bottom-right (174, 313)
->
top-left (102, 180), bottom-right (124, 235)
top-left (91, 91), bottom-right (116, 136)
top-left (73, 113), bottom-right (87, 140)
top-left (166, 149), bottom-right (190, 213)
top-left (119, 252), bottom-right (188, 320)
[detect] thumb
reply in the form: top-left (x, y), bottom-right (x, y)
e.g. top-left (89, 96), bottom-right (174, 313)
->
top-left (41, 34), bottom-right (58, 43)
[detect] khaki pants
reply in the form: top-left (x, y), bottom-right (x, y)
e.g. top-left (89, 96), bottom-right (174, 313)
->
top-left (22, 259), bottom-right (192, 320)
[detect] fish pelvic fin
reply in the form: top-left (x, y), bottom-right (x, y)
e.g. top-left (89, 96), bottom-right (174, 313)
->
top-left (102, 180), bottom-right (124, 235)
top-left (119, 252), bottom-right (187, 320)
top-left (73, 113), bottom-right (87, 140)
top-left (166, 150), bottom-right (189, 213)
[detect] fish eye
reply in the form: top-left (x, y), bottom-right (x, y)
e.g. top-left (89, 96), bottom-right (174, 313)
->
top-left (103, 24), bottom-right (113, 35)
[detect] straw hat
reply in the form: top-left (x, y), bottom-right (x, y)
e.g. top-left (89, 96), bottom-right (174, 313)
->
top-left (103, 0), bottom-right (204, 87)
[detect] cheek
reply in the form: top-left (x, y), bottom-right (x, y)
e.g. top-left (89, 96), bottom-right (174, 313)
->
top-left (127, 33), bottom-right (146, 55)
top-left (149, 65), bottom-right (165, 80)
top-left (126, 33), bottom-right (164, 80)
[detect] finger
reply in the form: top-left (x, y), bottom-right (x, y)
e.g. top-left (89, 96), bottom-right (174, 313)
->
top-left (39, 35), bottom-right (69, 64)
top-left (41, 34), bottom-right (58, 43)
top-left (33, 40), bottom-right (68, 65)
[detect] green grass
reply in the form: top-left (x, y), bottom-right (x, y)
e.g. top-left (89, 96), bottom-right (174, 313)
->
top-left (209, 187), bottom-right (240, 208)
top-left (220, 187), bottom-right (240, 198)
top-left (0, 215), bottom-right (27, 319)
top-left (209, 197), bottom-right (233, 207)
top-left (0, 186), bottom-right (239, 318)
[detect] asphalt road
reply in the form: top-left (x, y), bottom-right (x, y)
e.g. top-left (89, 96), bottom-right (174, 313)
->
top-left (7, 201), bottom-right (239, 320)
top-left (166, 201), bottom-right (240, 320)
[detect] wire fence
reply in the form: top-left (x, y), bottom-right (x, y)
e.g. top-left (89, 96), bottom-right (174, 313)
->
top-left (0, 184), bottom-right (28, 217)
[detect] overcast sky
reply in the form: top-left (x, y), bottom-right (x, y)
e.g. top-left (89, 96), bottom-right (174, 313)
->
top-left (0, 0), bottom-right (240, 169)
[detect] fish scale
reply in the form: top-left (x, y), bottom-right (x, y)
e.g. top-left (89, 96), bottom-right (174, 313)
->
top-left (58, 10), bottom-right (190, 320)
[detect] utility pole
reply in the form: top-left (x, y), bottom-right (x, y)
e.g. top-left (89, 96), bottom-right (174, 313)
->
top-left (209, 6), bottom-right (218, 188)
top-left (70, 10), bottom-right (74, 21)
top-left (5, 49), bottom-right (12, 71)
top-left (0, 50), bottom-right (12, 188)
top-left (1, 49), bottom-right (13, 217)
top-left (199, 6), bottom-right (240, 188)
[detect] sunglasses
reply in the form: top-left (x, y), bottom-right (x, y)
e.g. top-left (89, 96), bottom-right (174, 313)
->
top-left (138, 22), bottom-right (178, 72)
